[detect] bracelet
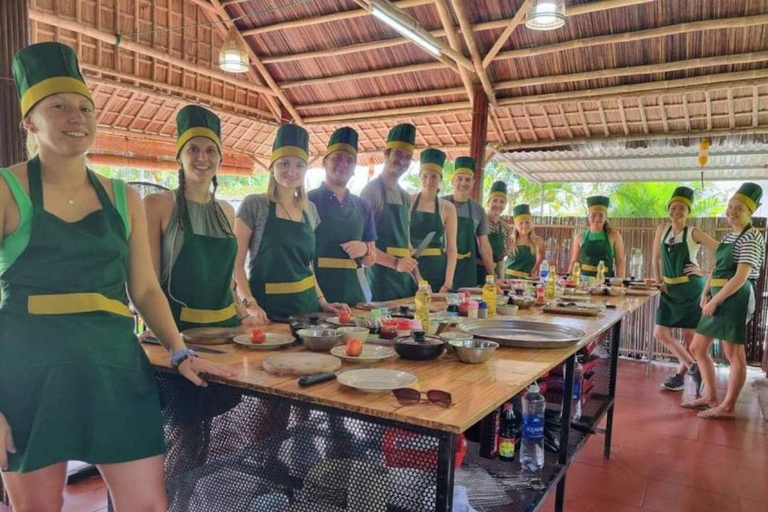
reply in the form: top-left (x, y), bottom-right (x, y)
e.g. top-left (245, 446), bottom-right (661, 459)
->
top-left (170, 348), bottom-right (197, 370)
top-left (393, 256), bottom-right (401, 271)
top-left (242, 296), bottom-right (256, 308)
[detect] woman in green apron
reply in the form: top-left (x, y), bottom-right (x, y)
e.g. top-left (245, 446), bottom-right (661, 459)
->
top-left (478, 181), bottom-right (513, 284)
top-left (410, 148), bottom-right (457, 292)
top-left (0, 42), bottom-right (230, 511)
top-left (234, 124), bottom-right (348, 320)
top-left (569, 195), bottom-right (627, 278)
top-left (505, 204), bottom-right (545, 279)
top-left (651, 187), bottom-right (718, 392)
top-left (686, 183), bottom-right (765, 419)
top-left (144, 105), bottom-right (260, 328)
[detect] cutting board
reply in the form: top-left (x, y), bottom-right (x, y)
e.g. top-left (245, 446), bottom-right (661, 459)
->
top-left (543, 305), bottom-right (601, 317)
top-left (181, 327), bottom-right (245, 345)
top-left (627, 288), bottom-right (657, 296)
top-left (263, 353), bottom-right (342, 376)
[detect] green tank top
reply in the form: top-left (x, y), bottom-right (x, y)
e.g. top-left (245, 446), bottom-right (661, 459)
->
top-left (0, 167), bottom-right (130, 275)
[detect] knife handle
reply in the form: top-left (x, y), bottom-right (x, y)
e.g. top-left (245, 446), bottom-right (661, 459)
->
top-left (298, 372), bottom-right (337, 387)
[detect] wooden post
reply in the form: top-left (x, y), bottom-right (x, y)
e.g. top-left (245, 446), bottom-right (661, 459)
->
top-left (1, 0), bottom-right (29, 167)
top-left (470, 85), bottom-right (489, 202)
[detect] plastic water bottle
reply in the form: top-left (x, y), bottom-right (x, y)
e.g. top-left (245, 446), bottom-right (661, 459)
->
top-left (630, 248), bottom-right (644, 280)
top-left (520, 383), bottom-right (546, 472)
top-left (572, 359), bottom-right (583, 422)
top-left (539, 259), bottom-right (549, 282)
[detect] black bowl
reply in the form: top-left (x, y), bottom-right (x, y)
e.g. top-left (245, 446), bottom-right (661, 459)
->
top-left (393, 335), bottom-right (446, 361)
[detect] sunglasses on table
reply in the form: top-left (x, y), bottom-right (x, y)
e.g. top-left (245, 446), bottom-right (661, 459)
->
top-left (392, 388), bottom-right (452, 408)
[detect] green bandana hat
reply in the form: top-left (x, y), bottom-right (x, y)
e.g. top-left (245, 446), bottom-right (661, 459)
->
top-left (513, 204), bottom-right (532, 221)
top-left (454, 156), bottom-right (476, 178)
top-left (419, 148), bottom-right (446, 176)
top-left (587, 195), bottom-right (610, 213)
top-left (13, 42), bottom-right (93, 117)
top-left (176, 105), bottom-right (222, 157)
top-left (271, 124), bottom-right (310, 166)
top-left (489, 181), bottom-right (508, 201)
top-left (326, 126), bottom-right (358, 158)
top-left (667, 186), bottom-right (694, 210)
top-left (385, 123), bottom-right (416, 153)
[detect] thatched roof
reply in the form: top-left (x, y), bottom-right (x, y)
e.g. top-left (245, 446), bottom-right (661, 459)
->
top-left (25, 0), bottom-right (768, 176)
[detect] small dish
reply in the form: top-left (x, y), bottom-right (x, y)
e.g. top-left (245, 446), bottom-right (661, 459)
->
top-left (330, 345), bottom-right (397, 363)
top-left (233, 332), bottom-right (295, 349)
top-left (337, 369), bottom-right (417, 393)
top-left (336, 326), bottom-right (370, 343)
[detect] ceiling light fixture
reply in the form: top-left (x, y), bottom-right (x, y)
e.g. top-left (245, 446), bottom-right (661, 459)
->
top-left (370, 0), bottom-right (441, 57)
top-left (219, 26), bottom-right (250, 73)
top-left (525, 0), bottom-right (566, 31)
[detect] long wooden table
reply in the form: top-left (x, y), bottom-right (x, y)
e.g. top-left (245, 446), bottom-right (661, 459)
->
top-left (143, 292), bottom-right (657, 512)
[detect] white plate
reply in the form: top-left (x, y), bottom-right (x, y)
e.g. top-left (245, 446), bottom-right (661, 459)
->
top-left (330, 345), bottom-right (397, 362)
top-left (326, 316), bottom-right (356, 326)
top-left (233, 333), bottom-right (295, 349)
top-left (337, 369), bottom-right (417, 393)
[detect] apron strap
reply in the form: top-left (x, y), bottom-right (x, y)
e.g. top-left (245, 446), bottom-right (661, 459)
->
top-left (27, 156), bottom-right (44, 208)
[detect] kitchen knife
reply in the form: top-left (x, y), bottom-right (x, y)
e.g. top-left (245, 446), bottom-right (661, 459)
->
top-left (355, 259), bottom-right (373, 303)
top-left (412, 231), bottom-right (437, 259)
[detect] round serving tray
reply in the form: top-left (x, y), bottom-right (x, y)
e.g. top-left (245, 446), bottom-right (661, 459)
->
top-left (458, 320), bottom-right (587, 349)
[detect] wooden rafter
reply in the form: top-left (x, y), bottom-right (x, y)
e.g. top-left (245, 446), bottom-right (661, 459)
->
top-left (754, 86), bottom-right (760, 127)
top-left (577, 103), bottom-right (591, 137)
top-left (705, 91), bottom-right (713, 130)
top-left (682, 94), bottom-right (692, 131)
top-left (494, 51), bottom-right (768, 91)
top-left (496, 13), bottom-right (768, 62)
top-left (449, 0), bottom-right (497, 106)
top-left (728, 88), bottom-right (736, 128)
top-left (297, 87), bottom-right (466, 111)
top-left (207, 0), bottom-right (301, 122)
top-left (618, 99), bottom-right (630, 135)
top-left (597, 101), bottom-right (610, 136)
top-left (522, 105), bottom-right (538, 141)
top-left (481, 0), bottom-right (532, 69)
top-left (490, 110), bottom-right (509, 145)
top-left (280, 62), bottom-right (448, 89)
top-left (434, 0), bottom-right (475, 103)
top-left (658, 97), bottom-right (669, 132)
top-left (557, 105), bottom-right (574, 139)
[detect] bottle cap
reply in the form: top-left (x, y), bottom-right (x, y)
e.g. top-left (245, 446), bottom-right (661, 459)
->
top-left (468, 300), bottom-right (479, 309)
top-left (478, 301), bottom-right (488, 309)
top-left (527, 382), bottom-right (540, 393)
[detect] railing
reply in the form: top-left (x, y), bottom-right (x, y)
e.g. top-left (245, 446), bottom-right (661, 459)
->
top-left (512, 216), bottom-right (768, 364)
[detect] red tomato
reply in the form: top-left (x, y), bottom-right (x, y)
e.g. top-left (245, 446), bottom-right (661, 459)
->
top-left (338, 311), bottom-right (352, 324)
top-left (249, 328), bottom-right (266, 344)
top-left (346, 337), bottom-right (363, 357)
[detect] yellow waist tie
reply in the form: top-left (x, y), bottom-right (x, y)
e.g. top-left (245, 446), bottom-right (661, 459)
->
top-left (265, 275), bottom-right (316, 295)
top-left (419, 248), bottom-right (443, 257)
top-left (581, 263), bottom-right (598, 272)
top-left (180, 304), bottom-right (237, 324)
top-left (711, 278), bottom-right (729, 287)
top-left (506, 269), bottom-right (530, 278)
top-left (663, 276), bottom-right (690, 285)
top-left (317, 257), bottom-right (357, 270)
top-left (386, 247), bottom-right (411, 258)
top-left (457, 252), bottom-right (472, 260)
top-left (28, 293), bottom-right (132, 317)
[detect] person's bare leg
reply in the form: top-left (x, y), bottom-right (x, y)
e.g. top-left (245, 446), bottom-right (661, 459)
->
top-left (98, 455), bottom-right (167, 512)
top-left (686, 333), bottom-right (719, 408)
top-left (2, 461), bottom-right (67, 512)
top-left (699, 342), bottom-right (744, 419)
top-left (654, 325), bottom-right (694, 374)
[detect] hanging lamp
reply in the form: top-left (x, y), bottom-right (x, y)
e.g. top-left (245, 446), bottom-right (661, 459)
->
top-left (525, 0), bottom-right (566, 31)
top-left (219, 26), bottom-right (249, 73)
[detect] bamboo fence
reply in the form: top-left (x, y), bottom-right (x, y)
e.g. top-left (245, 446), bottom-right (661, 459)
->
top-left (517, 216), bottom-right (768, 365)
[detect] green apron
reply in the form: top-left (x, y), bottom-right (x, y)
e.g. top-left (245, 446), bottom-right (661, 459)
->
top-left (367, 180), bottom-right (413, 301)
top-left (163, 201), bottom-right (238, 331)
top-left (410, 193), bottom-right (446, 292)
top-left (579, 229), bottom-right (615, 277)
top-left (506, 244), bottom-right (536, 278)
top-left (477, 223), bottom-right (506, 285)
top-left (655, 226), bottom-right (705, 329)
top-left (314, 191), bottom-right (366, 305)
top-left (451, 199), bottom-right (477, 289)
top-left (696, 225), bottom-right (755, 345)
top-left (249, 202), bottom-right (318, 319)
top-left (0, 157), bottom-right (164, 473)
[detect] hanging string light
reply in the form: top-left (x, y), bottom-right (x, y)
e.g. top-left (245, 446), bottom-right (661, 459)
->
top-left (525, 0), bottom-right (566, 31)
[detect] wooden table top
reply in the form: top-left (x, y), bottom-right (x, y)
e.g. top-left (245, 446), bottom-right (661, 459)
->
top-left (144, 292), bottom-right (657, 434)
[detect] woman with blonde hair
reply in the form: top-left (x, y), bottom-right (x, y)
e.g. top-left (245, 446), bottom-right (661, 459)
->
top-left (505, 204), bottom-right (545, 278)
top-left (234, 124), bottom-right (348, 320)
top-left (569, 195), bottom-right (626, 278)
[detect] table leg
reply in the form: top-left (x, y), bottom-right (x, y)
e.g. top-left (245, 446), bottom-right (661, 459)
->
top-left (436, 432), bottom-right (456, 512)
top-left (555, 354), bottom-right (575, 512)
top-left (604, 321), bottom-right (622, 460)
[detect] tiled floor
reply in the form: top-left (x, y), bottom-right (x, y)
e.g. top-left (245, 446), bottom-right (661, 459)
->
top-left (2, 359), bottom-right (766, 512)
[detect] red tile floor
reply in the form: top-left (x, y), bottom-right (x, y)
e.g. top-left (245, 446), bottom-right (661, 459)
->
top-left (2, 359), bottom-right (766, 512)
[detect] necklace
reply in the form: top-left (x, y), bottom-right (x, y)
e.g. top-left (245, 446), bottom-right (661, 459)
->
top-left (278, 201), bottom-right (300, 222)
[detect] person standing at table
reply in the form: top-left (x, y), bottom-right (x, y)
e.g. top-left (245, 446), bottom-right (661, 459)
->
top-left (309, 127), bottom-right (377, 306)
top-left (685, 183), bottom-right (765, 419)
top-left (442, 157), bottom-right (496, 289)
top-left (409, 148), bottom-right (457, 293)
top-left (505, 204), bottom-right (545, 279)
top-left (0, 42), bottom-right (229, 512)
top-left (480, 180), bottom-right (514, 282)
top-left (652, 187), bottom-right (718, 392)
top-left (360, 124), bottom-right (418, 301)
top-left (234, 124), bottom-right (348, 320)
top-left (569, 195), bottom-right (627, 278)
top-left (144, 105), bottom-right (259, 330)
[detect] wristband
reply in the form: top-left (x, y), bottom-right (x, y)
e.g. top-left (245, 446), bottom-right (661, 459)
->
top-left (171, 348), bottom-right (197, 370)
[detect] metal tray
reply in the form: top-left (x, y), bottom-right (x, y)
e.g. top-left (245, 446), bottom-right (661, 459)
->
top-left (458, 320), bottom-right (587, 349)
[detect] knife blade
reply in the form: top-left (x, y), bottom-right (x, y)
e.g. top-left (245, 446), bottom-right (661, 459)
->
top-left (355, 259), bottom-right (373, 303)
top-left (412, 231), bottom-right (437, 259)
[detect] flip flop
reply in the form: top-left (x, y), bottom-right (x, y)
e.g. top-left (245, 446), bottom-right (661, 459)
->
top-left (681, 401), bottom-right (712, 410)
top-left (698, 408), bottom-right (736, 420)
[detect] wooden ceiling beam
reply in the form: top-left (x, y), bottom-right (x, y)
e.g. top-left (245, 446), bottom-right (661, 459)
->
top-left (494, 51), bottom-right (768, 91)
top-left (753, 86), bottom-right (760, 127)
top-left (297, 87), bottom-right (466, 111)
top-left (481, 0), bottom-right (531, 69)
top-left (241, 0), bottom-right (433, 36)
top-left (433, 0), bottom-right (475, 103)
top-left (304, 101), bottom-right (471, 124)
top-left (496, 13), bottom-right (768, 62)
top-left (260, 0), bottom-right (653, 64)
top-left (448, 0), bottom-right (497, 106)
top-left (280, 61), bottom-right (448, 89)
top-left (28, 7), bottom-right (276, 97)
